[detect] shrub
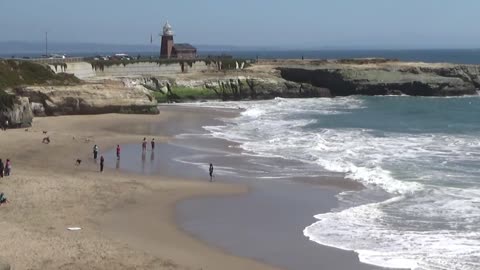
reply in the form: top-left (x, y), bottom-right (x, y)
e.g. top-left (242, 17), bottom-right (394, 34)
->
top-left (154, 86), bottom-right (218, 103)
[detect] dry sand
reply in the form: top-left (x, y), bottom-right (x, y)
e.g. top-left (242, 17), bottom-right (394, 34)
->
top-left (0, 113), bottom-right (279, 270)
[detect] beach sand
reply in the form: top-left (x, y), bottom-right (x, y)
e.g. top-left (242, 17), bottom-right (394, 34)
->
top-left (0, 106), bottom-right (381, 270)
top-left (0, 112), bottom-right (277, 270)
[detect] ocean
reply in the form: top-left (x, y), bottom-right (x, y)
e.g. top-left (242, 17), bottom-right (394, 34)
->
top-left (188, 96), bottom-right (480, 270)
top-left (208, 49), bottom-right (480, 65)
top-left (4, 49), bottom-right (480, 64)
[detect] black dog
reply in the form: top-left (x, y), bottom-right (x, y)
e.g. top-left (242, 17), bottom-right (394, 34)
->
top-left (75, 159), bottom-right (82, 166)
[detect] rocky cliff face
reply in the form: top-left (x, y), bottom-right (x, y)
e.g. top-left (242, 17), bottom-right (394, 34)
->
top-left (0, 96), bottom-right (33, 128)
top-left (276, 61), bottom-right (480, 96)
top-left (201, 77), bottom-right (331, 100)
top-left (14, 81), bottom-right (159, 116)
top-left (128, 76), bottom-right (331, 101)
top-left (131, 60), bottom-right (480, 102)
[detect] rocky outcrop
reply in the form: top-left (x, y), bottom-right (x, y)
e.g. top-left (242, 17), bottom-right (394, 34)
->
top-left (129, 60), bottom-right (480, 101)
top-left (201, 77), bottom-right (330, 100)
top-left (129, 76), bottom-right (331, 101)
top-left (0, 96), bottom-right (33, 127)
top-left (13, 81), bottom-right (159, 116)
top-left (276, 61), bottom-right (480, 96)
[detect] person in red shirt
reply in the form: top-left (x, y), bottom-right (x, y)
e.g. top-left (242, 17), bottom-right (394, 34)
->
top-left (116, 145), bottom-right (121, 160)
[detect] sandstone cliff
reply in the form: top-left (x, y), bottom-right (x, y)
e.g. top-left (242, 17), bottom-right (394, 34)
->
top-left (200, 77), bottom-right (331, 100)
top-left (131, 75), bottom-right (330, 101)
top-left (127, 59), bottom-right (480, 103)
top-left (13, 81), bottom-right (158, 116)
top-left (0, 96), bottom-right (33, 128)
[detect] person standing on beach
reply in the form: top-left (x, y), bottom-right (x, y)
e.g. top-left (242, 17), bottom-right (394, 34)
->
top-left (100, 155), bottom-right (105, 172)
top-left (151, 138), bottom-right (155, 150)
top-left (0, 159), bottom-right (4, 178)
top-left (142, 138), bottom-right (147, 152)
top-left (5, 159), bottom-right (11, 176)
top-left (209, 163), bottom-right (214, 182)
top-left (93, 144), bottom-right (99, 160)
top-left (116, 145), bottom-right (121, 160)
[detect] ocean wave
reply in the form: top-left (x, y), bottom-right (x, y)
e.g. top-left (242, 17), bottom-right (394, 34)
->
top-left (187, 96), bottom-right (480, 270)
top-left (304, 188), bottom-right (480, 270)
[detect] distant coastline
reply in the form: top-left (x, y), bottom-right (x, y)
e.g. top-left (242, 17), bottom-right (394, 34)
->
top-left (3, 41), bottom-right (480, 64)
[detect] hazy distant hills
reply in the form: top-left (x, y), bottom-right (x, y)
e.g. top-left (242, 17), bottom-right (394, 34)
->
top-left (0, 41), bottom-right (278, 57)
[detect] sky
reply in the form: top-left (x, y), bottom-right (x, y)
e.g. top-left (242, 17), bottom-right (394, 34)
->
top-left (1, 0), bottom-right (480, 49)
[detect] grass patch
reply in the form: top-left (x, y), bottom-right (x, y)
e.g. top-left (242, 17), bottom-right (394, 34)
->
top-left (0, 60), bottom-right (80, 89)
top-left (154, 86), bottom-right (218, 103)
top-left (0, 60), bottom-right (80, 110)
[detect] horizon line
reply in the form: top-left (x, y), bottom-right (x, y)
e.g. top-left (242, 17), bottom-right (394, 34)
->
top-left (2, 40), bottom-right (480, 51)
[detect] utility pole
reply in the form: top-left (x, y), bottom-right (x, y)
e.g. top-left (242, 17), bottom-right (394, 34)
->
top-left (45, 32), bottom-right (48, 58)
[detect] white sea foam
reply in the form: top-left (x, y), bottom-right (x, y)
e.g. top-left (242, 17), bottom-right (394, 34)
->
top-left (186, 96), bottom-right (480, 270)
top-left (304, 190), bottom-right (480, 270)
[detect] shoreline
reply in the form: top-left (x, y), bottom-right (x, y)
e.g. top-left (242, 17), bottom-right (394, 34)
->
top-left (101, 105), bottom-right (385, 270)
top-left (0, 105), bottom-right (386, 270)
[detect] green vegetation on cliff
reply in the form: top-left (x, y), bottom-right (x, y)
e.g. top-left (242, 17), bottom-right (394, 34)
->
top-left (0, 60), bottom-right (80, 89)
top-left (154, 86), bottom-right (218, 103)
top-left (0, 60), bottom-right (80, 110)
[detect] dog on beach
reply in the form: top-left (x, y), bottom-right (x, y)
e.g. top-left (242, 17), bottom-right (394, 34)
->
top-left (42, 136), bottom-right (50, 144)
top-left (75, 159), bottom-right (82, 166)
top-left (42, 131), bottom-right (48, 134)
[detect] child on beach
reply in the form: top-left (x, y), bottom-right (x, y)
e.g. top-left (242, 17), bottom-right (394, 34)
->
top-left (0, 193), bottom-right (9, 205)
top-left (116, 145), bottom-right (121, 160)
top-left (100, 156), bottom-right (105, 172)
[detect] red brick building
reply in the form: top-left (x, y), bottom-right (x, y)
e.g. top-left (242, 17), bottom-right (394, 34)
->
top-left (160, 22), bottom-right (197, 59)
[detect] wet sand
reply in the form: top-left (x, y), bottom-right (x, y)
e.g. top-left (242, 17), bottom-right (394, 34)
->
top-left (104, 105), bottom-right (384, 270)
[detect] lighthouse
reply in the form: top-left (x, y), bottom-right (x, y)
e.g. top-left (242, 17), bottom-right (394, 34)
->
top-left (160, 21), bottom-right (174, 58)
top-left (159, 21), bottom-right (197, 59)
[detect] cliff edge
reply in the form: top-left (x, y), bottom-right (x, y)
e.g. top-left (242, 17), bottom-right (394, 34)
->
top-left (13, 80), bottom-right (158, 116)
top-left (260, 59), bottom-right (480, 96)
top-left (127, 59), bottom-right (480, 103)
top-left (0, 60), bottom-right (159, 127)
